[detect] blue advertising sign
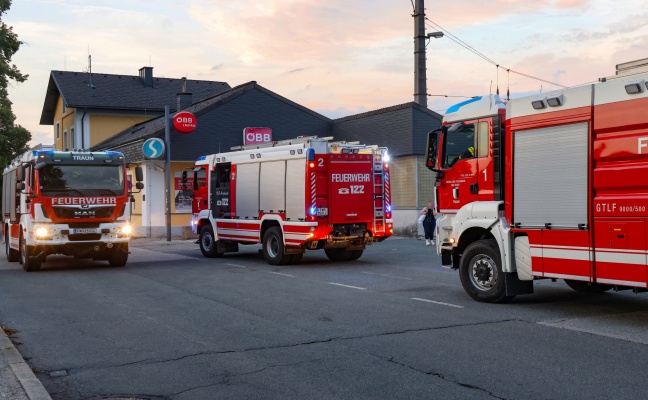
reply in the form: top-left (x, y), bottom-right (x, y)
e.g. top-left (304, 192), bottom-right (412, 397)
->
top-left (142, 138), bottom-right (165, 159)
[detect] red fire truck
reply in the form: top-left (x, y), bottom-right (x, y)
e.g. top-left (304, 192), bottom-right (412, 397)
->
top-left (189, 136), bottom-right (392, 265)
top-left (2, 146), bottom-right (144, 271)
top-left (426, 64), bottom-right (648, 302)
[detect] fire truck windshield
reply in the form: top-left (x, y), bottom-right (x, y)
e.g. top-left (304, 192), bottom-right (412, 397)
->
top-left (38, 164), bottom-right (125, 196)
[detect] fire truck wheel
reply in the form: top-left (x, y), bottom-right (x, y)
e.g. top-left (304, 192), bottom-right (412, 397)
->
top-left (108, 243), bottom-right (128, 267)
top-left (564, 280), bottom-right (612, 293)
top-left (324, 248), bottom-right (354, 262)
top-left (20, 235), bottom-right (42, 272)
top-left (199, 225), bottom-right (222, 258)
top-left (5, 232), bottom-right (18, 262)
top-left (262, 227), bottom-right (291, 265)
top-left (459, 239), bottom-right (513, 303)
top-left (349, 250), bottom-right (363, 260)
top-left (288, 253), bottom-right (303, 264)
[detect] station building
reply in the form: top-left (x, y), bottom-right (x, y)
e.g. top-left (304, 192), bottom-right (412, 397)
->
top-left (40, 67), bottom-right (441, 237)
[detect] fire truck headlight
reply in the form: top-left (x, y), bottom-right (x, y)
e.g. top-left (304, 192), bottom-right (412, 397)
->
top-left (384, 152), bottom-right (390, 162)
top-left (35, 227), bottom-right (51, 239)
top-left (120, 225), bottom-right (132, 235)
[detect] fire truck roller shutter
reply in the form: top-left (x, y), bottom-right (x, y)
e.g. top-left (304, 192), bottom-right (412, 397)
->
top-left (236, 163), bottom-right (260, 219)
top-left (260, 161), bottom-right (286, 213)
top-left (513, 122), bottom-right (588, 229)
top-left (285, 159), bottom-right (306, 220)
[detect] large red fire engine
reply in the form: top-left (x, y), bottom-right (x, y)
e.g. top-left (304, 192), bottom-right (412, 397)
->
top-left (189, 136), bottom-right (392, 265)
top-left (2, 146), bottom-right (143, 271)
top-left (426, 62), bottom-right (648, 302)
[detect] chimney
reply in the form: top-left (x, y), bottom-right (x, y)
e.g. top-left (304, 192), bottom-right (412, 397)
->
top-left (139, 66), bottom-right (153, 87)
top-left (176, 77), bottom-right (193, 111)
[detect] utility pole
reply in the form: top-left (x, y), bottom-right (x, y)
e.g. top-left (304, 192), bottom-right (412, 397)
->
top-left (414, 0), bottom-right (427, 107)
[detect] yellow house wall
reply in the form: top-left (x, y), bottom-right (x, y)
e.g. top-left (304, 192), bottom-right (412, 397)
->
top-left (89, 115), bottom-right (151, 147)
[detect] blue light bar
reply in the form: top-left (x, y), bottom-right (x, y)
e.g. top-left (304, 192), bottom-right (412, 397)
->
top-left (306, 148), bottom-right (315, 161)
top-left (196, 155), bottom-right (207, 161)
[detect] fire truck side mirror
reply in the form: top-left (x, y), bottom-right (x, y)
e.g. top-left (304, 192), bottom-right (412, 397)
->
top-left (16, 165), bottom-right (24, 181)
top-left (135, 166), bottom-right (143, 182)
top-left (35, 162), bottom-right (46, 170)
top-left (135, 182), bottom-right (144, 190)
top-left (16, 182), bottom-right (25, 191)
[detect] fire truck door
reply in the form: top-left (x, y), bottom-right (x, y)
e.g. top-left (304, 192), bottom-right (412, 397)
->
top-left (211, 163), bottom-right (231, 218)
top-left (439, 120), bottom-right (481, 211)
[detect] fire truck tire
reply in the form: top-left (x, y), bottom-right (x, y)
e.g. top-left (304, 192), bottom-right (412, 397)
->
top-left (349, 250), bottom-right (363, 260)
top-left (289, 253), bottom-right (303, 264)
top-left (324, 248), bottom-right (354, 262)
top-left (108, 243), bottom-right (128, 267)
top-left (5, 232), bottom-right (18, 262)
top-left (20, 235), bottom-right (41, 272)
top-left (199, 225), bottom-right (222, 258)
top-left (564, 280), bottom-right (612, 293)
top-left (459, 239), bottom-right (513, 303)
top-left (262, 227), bottom-right (291, 265)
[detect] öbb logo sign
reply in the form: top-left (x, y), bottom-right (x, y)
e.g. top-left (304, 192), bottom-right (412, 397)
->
top-left (173, 111), bottom-right (197, 134)
top-left (243, 127), bottom-right (272, 146)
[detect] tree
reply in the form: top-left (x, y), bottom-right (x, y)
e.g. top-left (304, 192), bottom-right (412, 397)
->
top-left (0, 0), bottom-right (30, 170)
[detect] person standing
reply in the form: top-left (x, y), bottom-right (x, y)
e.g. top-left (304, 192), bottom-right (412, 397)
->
top-left (420, 200), bottom-right (437, 246)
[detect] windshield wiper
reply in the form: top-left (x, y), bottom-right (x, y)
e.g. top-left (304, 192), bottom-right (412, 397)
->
top-left (42, 188), bottom-right (85, 196)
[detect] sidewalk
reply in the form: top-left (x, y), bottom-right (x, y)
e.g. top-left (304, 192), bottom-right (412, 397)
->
top-left (0, 326), bottom-right (51, 400)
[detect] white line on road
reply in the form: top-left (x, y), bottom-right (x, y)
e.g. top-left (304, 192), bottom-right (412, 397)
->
top-left (269, 271), bottom-right (295, 277)
top-left (360, 271), bottom-right (412, 280)
top-left (226, 263), bottom-right (247, 268)
top-left (411, 297), bottom-right (464, 308)
top-left (328, 282), bottom-right (367, 290)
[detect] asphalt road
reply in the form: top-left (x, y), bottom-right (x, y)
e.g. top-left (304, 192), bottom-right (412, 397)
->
top-left (1, 237), bottom-right (648, 400)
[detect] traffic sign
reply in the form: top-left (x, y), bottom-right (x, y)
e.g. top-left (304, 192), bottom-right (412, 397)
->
top-left (173, 111), bottom-right (197, 134)
top-left (142, 138), bottom-right (165, 159)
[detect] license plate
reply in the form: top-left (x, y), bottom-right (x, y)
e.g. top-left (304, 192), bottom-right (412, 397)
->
top-left (73, 228), bottom-right (97, 234)
top-left (317, 208), bottom-right (328, 216)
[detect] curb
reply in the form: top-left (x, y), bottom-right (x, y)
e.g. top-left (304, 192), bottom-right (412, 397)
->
top-left (0, 329), bottom-right (52, 400)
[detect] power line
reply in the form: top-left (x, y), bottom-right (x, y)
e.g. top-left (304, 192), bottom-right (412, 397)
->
top-left (429, 94), bottom-right (477, 98)
top-left (425, 18), bottom-right (567, 89)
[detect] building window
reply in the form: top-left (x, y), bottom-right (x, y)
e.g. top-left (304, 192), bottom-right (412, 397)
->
top-left (70, 127), bottom-right (75, 149)
top-left (62, 101), bottom-right (66, 114)
top-left (55, 123), bottom-right (60, 140)
top-left (63, 131), bottom-right (68, 151)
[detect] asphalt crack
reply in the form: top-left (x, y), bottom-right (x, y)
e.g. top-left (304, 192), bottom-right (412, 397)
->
top-left (373, 353), bottom-right (509, 399)
top-left (63, 319), bottom-right (519, 373)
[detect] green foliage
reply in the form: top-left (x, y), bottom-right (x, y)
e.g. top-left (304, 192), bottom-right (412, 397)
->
top-left (0, 0), bottom-right (30, 169)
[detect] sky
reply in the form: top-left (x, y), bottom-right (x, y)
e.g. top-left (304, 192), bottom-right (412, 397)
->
top-left (4, 0), bottom-right (648, 147)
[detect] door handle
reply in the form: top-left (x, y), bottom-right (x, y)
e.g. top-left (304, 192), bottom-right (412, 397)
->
top-left (453, 187), bottom-right (459, 199)
top-left (470, 183), bottom-right (478, 194)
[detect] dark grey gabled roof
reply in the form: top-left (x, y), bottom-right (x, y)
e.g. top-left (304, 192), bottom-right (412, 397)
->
top-left (40, 69), bottom-right (230, 125)
top-left (92, 81), bottom-right (332, 152)
top-left (333, 101), bottom-right (442, 122)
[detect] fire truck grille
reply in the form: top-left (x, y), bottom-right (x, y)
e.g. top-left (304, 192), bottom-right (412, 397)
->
top-left (67, 234), bottom-right (102, 241)
top-left (52, 206), bottom-right (115, 219)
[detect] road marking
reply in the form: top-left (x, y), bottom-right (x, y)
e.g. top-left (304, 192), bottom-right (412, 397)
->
top-left (328, 282), bottom-right (367, 290)
top-left (360, 271), bottom-right (412, 280)
top-left (226, 263), bottom-right (247, 268)
top-left (411, 297), bottom-right (464, 308)
top-left (269, 271), bottom-right (295, 277)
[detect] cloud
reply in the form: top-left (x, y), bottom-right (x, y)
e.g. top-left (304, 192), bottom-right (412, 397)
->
top-left (211, 64), bottom-right (223, 71)
top-left (288, 67), bottom-right (306, 73)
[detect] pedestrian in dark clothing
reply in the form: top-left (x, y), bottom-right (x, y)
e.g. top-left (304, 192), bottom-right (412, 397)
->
top-left (420, 200), bottom-right (437, 245)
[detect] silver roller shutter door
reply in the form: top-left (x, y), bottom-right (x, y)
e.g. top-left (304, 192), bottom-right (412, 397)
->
top-left (513, 122), bottom-right (588, 229)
